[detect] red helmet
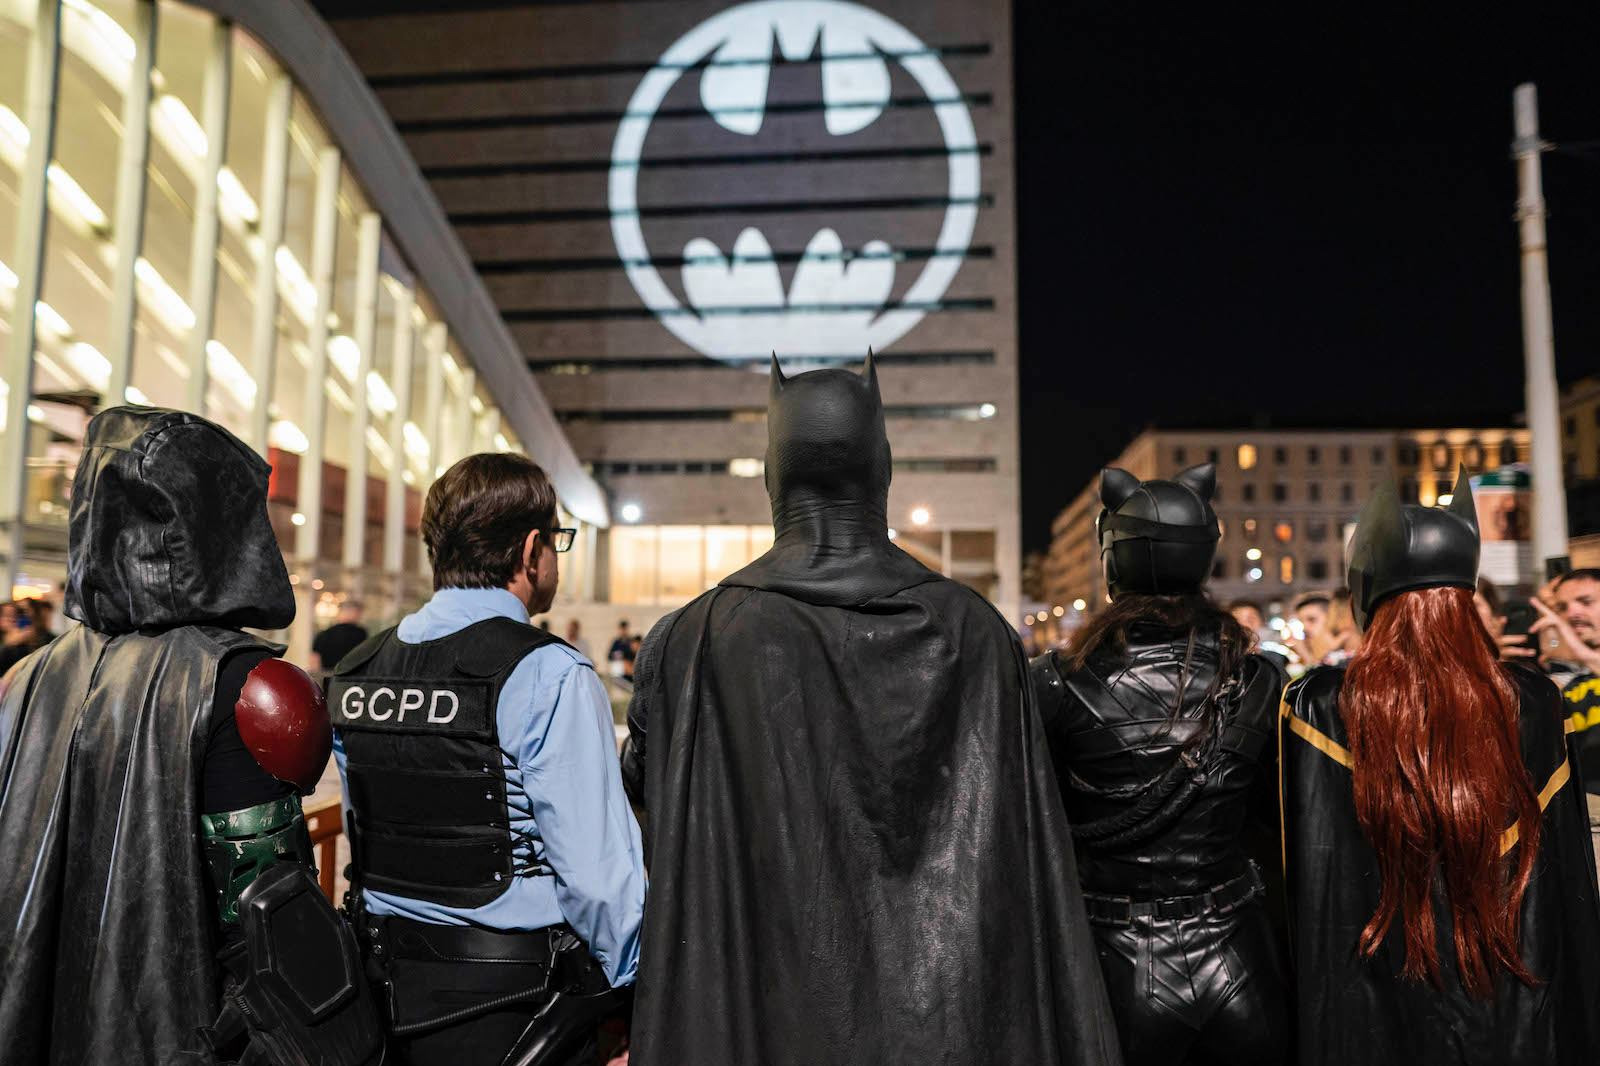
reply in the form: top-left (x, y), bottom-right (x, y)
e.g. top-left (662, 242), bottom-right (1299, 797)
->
top-left (235, 658), bottom-right (333, 793)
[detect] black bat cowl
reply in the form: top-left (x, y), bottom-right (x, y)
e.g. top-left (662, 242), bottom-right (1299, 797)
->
top-left (0, 408), bottom-right (293, 1064)
top-left (620, 356), bottom-right (1123, 1066)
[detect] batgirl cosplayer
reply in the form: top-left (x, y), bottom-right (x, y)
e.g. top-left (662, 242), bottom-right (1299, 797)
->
top-left (1282, 469), bottom-right (1600, 1065)
top-left (1031, 464), bottom-right (1290, 1066)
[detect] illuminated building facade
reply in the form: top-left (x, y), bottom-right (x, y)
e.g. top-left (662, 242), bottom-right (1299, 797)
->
top-left (326, 0), bottom-right (1023, 627)
top-left (0, 0), bottom-right (606, 657)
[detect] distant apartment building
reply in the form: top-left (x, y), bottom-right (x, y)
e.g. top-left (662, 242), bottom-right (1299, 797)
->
top-left (1042, 426), bottom-right (1531, 623)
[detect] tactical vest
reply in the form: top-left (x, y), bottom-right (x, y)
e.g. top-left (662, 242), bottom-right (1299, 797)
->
top-left (328, 617), bottom-right (562, 908)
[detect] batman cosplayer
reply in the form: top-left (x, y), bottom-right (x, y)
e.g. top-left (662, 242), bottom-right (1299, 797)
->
top-left (619, 355), bottom-right (1122, 1066)
top-left (1031, 465), bottom-right (1289, 1066)
top-left (1282, 469), bottom-right (1600, 1065)
top-left (0, 408), bottom-right (382, 1065)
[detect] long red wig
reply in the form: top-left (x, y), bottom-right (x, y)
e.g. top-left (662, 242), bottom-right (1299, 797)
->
top-left (1340, 585), bottom-right (1542, 998)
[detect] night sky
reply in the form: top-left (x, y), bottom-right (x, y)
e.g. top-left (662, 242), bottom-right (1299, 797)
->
top-left (1014, 3), bottom-right (1600, 549)
top-left (317, 1), bottom-right (1600, 553)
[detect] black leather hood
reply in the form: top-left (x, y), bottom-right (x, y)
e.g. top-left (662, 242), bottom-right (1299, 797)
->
top-left (723, 353), bottom-right (938, 607)
top-left (64, 406), bottom-right (295, 635)
top-left (1347, 466), bottom-right (1478, 630)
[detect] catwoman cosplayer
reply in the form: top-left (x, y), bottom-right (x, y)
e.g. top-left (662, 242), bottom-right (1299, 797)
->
top-left (1031, 464), bottom-right (1289, 1066)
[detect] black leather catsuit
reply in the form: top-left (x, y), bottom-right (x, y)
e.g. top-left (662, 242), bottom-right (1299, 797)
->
top-left (1033, 624), bottom-right (1289, 1066)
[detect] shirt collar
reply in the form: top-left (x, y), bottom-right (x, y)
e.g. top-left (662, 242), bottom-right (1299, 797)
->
top-left (422, 586), bottom-right (530, 626)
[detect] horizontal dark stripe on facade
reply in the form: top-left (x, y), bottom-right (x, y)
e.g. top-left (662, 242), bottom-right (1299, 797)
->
top-left (502, 298), bottom-right (995, 323)
top-left (424, 142), bottom-right (992, 179)
top-left (594, 457), bottom-right (998, 476)
top-left (558, 404), bottom-right (997, 423)
top-left (396, 92), bottom-right (992, 133)
top-left (367, 43), bottom-right (993, 89)
top-left (451, 193), bottom-right (993, 226)
top-left (529, 350), bottom-right (995, 371)
top-left (479, 244), bottom-right (995, 274)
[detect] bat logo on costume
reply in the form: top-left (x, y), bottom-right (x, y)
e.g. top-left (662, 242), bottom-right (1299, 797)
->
top-left (609, 0), bottom-right (980, 363)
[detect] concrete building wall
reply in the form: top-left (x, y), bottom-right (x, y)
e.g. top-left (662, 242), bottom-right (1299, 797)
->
top-left (327, 0), bottom-right (1024, 619)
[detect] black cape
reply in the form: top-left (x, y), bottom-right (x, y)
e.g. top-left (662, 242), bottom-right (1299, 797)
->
top-left (1282, 663), bottom-right (1600, 1065)
top-left (622, 540), bottom-right (1122, 1066)
top-left (0, 408), bottom-right (295, 1065)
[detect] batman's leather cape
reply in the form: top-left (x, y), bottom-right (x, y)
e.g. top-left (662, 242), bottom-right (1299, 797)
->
top-left (0, 408), bottom-right (295, 1065)
top-left (1282, 663), bottom-right (1600, 1065)
top-left (622, 537), bottom-right (1121, 1065)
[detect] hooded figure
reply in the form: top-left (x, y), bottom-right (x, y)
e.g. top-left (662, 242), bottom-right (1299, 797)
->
top-left (1282, 469), bottom-right (1600, 1065)
top-left (619, 355), bottom-right (1122, 1066)
top-left (0, 408), bottom-right (360, 1065)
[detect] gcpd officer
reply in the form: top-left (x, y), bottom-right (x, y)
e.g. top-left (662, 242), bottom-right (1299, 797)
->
top-left (329, 453), bottom-right (644, 1066)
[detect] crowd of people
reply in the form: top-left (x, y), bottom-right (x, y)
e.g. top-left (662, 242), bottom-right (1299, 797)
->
top-left (2, 369), bottom-right (1599, 1066)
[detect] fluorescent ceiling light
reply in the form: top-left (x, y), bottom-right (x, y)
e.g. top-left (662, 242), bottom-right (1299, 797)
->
top-left (46, 162), bottom-right (109, 232)
top-left (268, 419), bottom-right (308, 454)
top-left (216, 167), bottom-right (260, 226)
top-left (134, 258), bottom-right (196, 333)
top-left (274, 246), bottom-right (316, 327)
top-left (327, 334), bottom-right (360, 382)
top-left (366, 370), bottom-right (397, 415)
top-left (64, 341), bottom-right (111, 389)
top-left (33, 301), bottom-right (72, 339)
top-left (156, 95), bottom-right (208, 158)
top-left (205, 339), bottom-right (257, 406)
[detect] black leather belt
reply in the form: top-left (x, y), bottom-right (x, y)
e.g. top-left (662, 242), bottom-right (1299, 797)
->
top-left (367, 914), bottom-right (568, 967)
top-left (1082, 863), bottom-right (1264, 925)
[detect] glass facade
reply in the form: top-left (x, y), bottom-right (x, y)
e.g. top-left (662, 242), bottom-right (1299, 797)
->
top-left (0, 0), bottom-right (589, 651)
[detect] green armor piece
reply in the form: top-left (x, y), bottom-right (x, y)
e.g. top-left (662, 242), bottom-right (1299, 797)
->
top-left (201, 794), bottom-right (316, 926)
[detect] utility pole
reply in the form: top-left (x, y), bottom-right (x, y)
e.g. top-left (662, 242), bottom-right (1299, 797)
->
top-left (1514, 83), bottom-right (1569, 572)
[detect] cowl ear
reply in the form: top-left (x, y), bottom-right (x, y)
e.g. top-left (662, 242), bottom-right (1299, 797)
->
top-left (769, 352), bottom-right (786, 398)
top-left (861, 347), bottom-right (880, 399)
top-left (1100, 468), bottom-right (1141, 511)
top-left (1174, 463), bottom-right (1216, 502)
top-left (1447, 464), bottom-right (1477, 531)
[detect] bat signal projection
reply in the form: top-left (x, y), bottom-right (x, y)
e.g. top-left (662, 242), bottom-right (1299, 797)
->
top-left (609, 0), bottom-right (981, 363)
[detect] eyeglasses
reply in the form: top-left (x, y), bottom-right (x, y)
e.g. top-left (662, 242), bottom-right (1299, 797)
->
top-left (548, 527), bottom-right (577, 553)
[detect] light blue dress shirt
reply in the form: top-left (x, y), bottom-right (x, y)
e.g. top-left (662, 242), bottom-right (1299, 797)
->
top-left (332, 587), bottom-right (645, 986)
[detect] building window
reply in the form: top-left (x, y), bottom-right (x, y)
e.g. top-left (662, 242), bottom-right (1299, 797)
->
top-left (1500, 439), bottom-right (1519, 465)
top-left (610, 524), bottom-right (777, 605)
top-left (1465, 442), bottom-right (1483, 468)
top-left (1566, 416), bottom-right (1578, 438)
top-left (1212, 484), bottom-right (1222, 503)
top-left (1307, 521), bottom-right (1328, 542)
top-left (1431, 443), bottom-right (1451, 470)
top-left (1273, 446), bottom-right (1288, 464)
top-left (1273, 522), bottom-right (1293, 543)
top-left (1593, 407), bottom-right (1600, 426)
top-left (1207, 448), bottom-right (1220, 464)
top-left (1398, 444), bottom-right (1419, 466)
top-left (1308, 483), bottom-right (1321, 502)
top-left (1246, 565), bottom-right (1264, 583)
top-left (1272, 483), bottom-right (1288, 502)
top-left (1173, 446), bottom-right (1187, 464)
top-left (1400, 476), bottom-right (1419, 503)
top-left (1307, 446), bottom-right (1320, 465)
top-left (1341, 483), bottom-right (1354, 503)
top-left (1238, 444), bottom-right (1257, 470)
top-left (1279, 556), bottom-right (1295, 584)
top-left (1372, 446), bottom-right (1386, 464)
top-left (1339, 445), bottom-right (1352, 465)
top-left (1243, 518), bottom-right (1258, 534)
top-left (1308, 558), bottom-right (1329, 580)
top-left (1242, 484), bottom-right (1256, 502)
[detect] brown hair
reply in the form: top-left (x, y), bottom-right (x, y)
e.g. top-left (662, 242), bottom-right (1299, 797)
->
top-left (1342, 585), bottom-right (1541, 997)
top-left (1063, 591), bottom-right (1253, 750)
top-left (422, 453), bottom-right (558, 590)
